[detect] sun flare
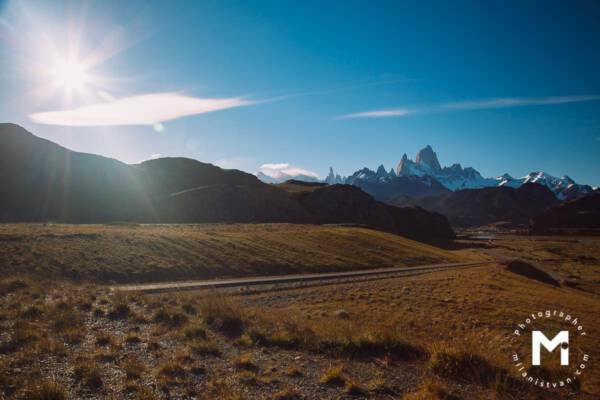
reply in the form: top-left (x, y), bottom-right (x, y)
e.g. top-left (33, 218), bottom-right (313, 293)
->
top-left (52, 58), bottom-right (89, 92)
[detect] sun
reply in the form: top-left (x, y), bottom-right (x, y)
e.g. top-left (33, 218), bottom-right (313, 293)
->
top-left (52, 58), bottom-right (89, 92)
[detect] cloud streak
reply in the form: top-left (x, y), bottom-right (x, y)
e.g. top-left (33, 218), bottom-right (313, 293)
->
top-left (29, 93), bottom-right (255, 127)
top-left (338, 109), bottom-right (412, 119)
top-left (339, 95), bottom-right (600, 119)
top-left (441, 95), bottom-right (600, 110)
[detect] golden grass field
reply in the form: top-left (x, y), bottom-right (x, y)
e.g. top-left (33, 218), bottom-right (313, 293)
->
top-left (0, 224), bottom-right (598, 399)
top-left (0, 223), bottom-right (474, 282)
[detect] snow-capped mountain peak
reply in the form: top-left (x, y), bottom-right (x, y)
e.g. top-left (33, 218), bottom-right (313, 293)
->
top-left (497, 172), bottom-right (591, 200)
top-left (395, 145), bottom-right (495, 190)
top-left (329, 145), bottom-right (595, 201)
top-left (415, 145), bottom-right (442, 171)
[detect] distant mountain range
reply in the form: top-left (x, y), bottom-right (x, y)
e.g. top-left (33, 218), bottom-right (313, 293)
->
top-left (276, 144), bottom-right (597, 202)
top-left (0, 123), bottom-right (454, 240)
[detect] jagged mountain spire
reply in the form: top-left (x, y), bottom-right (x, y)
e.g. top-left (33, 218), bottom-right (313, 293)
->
top-left (415, 145), bottom-right (441, 171)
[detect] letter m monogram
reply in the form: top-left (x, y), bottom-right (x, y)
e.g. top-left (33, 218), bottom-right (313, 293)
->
top-left (532, 331), bottom-right (569, 366)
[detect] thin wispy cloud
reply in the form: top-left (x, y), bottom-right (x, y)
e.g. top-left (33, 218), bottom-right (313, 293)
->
top-left (339, 95), bottom-right (600, 119)
top-left (259, 78), bottom-right (411, 104)
top-left (338, 108), bottom-right (412, 119)
top-left (442, 95), bottom-right (600, 110)
top-left (29, 93), bottom-right (255, 127)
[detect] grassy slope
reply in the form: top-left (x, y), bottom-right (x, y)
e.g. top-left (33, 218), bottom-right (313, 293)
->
top-left (0, 223), bottom-right (473, 283)
top-left (241, 262), bottom-right (600, 397)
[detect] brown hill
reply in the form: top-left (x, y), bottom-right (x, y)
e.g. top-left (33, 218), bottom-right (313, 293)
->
top-left (395, 183), bottom-right (558, 227)
top-left (0, 123), bottom-right (306, 223)
top-left (529, 193), bottom-right (600, 234)
top-left (285, 182), bottom-right (455, 240)
top-left (0, 124), bottom-right (454, 240)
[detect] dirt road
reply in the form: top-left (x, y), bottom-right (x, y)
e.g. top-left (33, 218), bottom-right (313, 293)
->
top-left (114, 260), bottom-right (497, 294)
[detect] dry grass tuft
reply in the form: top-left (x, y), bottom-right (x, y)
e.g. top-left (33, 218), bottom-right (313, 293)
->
top-left (152, 308), bottom-right (189, 328)
top-left (233, 353), bottom-right (258, 371)
top-left (122, 356), bottom-right (146, 380)
top-left (95, 333), bottom-right (117, 347)
top-left (30, 380), bottom-right (67, 400)
top-left (135, 386), bottom-right (159, 400)
top-left (199, 295), bottom-right (244, 336)
top-left (74, 359), bottom-right (103, 389)
top-left (429, 350), bottom-right (506, 388)
top-left (125, 332), bottom-right (143, 345)
top-left (273, 387), bottom-right (302, 400)
top-left (51, 311), bottom-right (84, 333)
top-left (247, 311), bottom-right (426, 359)
top-left (20, 305), bottom-right (43, 320)
top-left (320, 364), bottom-right (346, 386)
top-left (157, 359), bottom-right (187, 380)
top-left (188, 337), bottom-right (221, 356)
top-left (404, 377), bottom-right (459, 400)
top-left (183, 325), bottom-right (207, 340)
top-left (108, 294), bottom-right (131, 319)
top-left (0, 279), bottom-right (29, 296)
top-left (0, 321), bottom-right (39, 353)
top-left (345, 378), bottom-right (368, 396)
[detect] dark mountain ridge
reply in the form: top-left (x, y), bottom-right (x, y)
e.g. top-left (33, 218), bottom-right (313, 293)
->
top-left (395, 182), bottom-right (559, 227)
top-left (530, 193), bottom-right (600, 234)
top-left (0, 124), bottom-right (454, 240)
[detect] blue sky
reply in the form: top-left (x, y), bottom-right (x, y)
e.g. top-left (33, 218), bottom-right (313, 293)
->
top-left (1, 0), bottom-right (599, 185)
